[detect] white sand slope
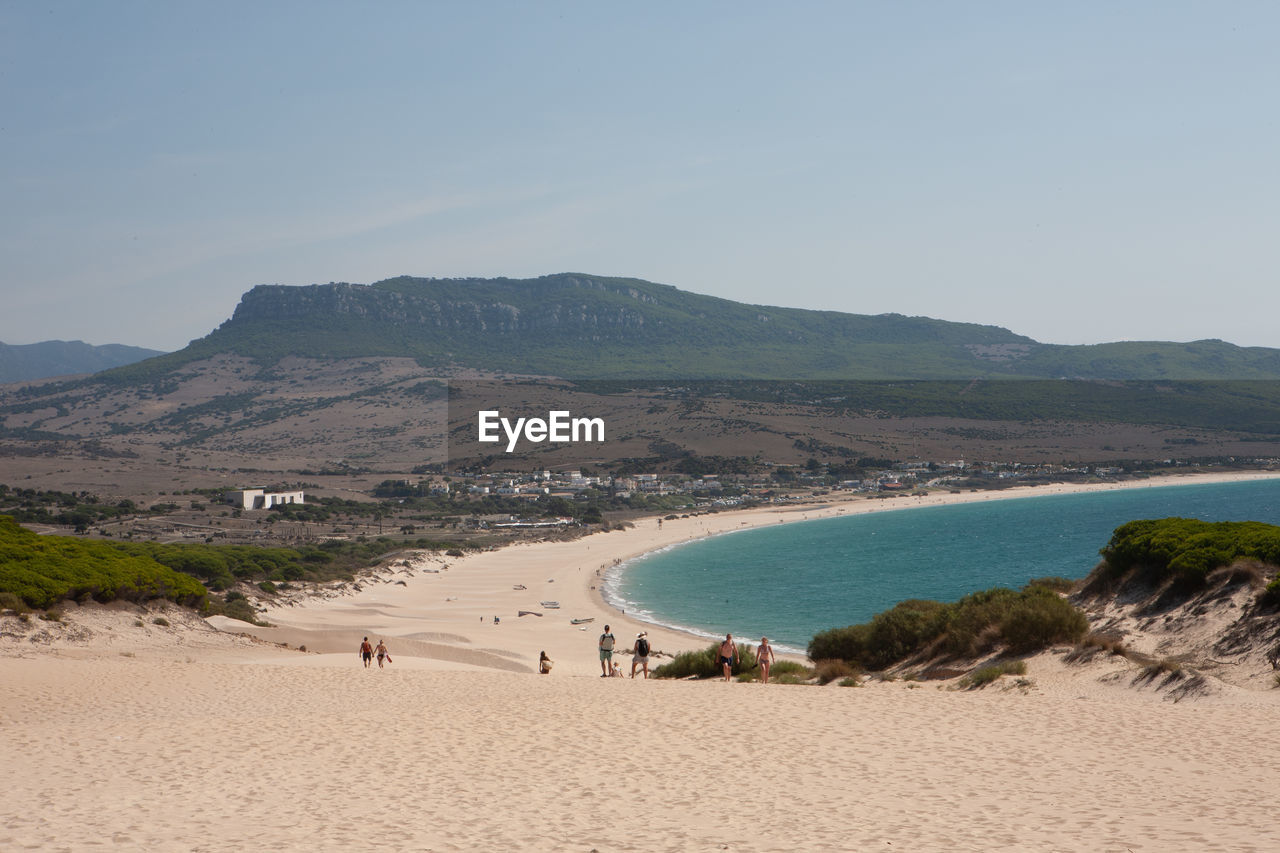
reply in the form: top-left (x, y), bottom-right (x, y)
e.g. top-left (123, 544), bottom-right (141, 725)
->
top-left (2, 646), bottom-right (1279, 852)
top-left (5, 470), bottom-right (1280, 851)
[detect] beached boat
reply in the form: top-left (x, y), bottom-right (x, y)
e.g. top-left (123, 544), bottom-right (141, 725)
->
top-left (512, 584), bottom-right (527, 590)
top-left (569, 617), bottom-right (594, 625)
top-left (540, 600), bottom-right (561, 609)
top-left (517, 610), bottom-right (542, 617)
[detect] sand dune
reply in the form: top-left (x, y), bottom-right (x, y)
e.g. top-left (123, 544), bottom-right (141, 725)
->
top-left (3, 646), bottom-right (1279, 852)
top-left (5, 470), bottom-right (1280, 851)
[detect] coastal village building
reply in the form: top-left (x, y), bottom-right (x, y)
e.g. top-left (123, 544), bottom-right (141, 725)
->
top-left (224, 488), bottom-right (305, 510)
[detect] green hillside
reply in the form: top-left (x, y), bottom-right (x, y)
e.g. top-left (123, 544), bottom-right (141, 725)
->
top-left (99, 274), bottom-right (1280, 382)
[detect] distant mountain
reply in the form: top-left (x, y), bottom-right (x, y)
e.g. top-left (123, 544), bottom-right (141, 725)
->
top-left (6, 275), bottom-right (1280, 470)
top-left (0, 339), bottom-right (166, 383)
top-left (113, 274), bottom-right (1280, 381)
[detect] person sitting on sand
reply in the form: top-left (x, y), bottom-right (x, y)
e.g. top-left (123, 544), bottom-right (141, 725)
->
top-left (719, 633), bottom-right (737, 682)
top-left (539, 651), bottom-right (553, 674)
top-left (598, 624), bottom-right (616, 677)
top-left (359, 637), bottom-right (373, 668)
top-left (610, 661), bottom-right (623, 677)
top-left (375, 639), bottom-right (391, 669)
top-left (756, 636), bottom-right (775, 684)
top-left (630, 631), bottom-right (651, 679)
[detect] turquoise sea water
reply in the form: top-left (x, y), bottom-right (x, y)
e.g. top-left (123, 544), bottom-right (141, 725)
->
top-left (604, 477), bottom-right (1280, 653)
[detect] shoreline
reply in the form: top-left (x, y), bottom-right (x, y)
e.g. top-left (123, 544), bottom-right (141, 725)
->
top-left (248, 468), bottom-right (1280, 674)
top-left (594, 469), bottom-right (1280, 649)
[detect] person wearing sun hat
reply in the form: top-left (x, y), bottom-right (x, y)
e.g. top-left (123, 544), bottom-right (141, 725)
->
top-left (630, 630), bottom-right (652, 679)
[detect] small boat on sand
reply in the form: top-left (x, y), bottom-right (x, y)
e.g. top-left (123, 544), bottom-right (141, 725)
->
top-left (540, 600), bottom-right (561, 609)
top-left (570, 617), bottom-right (594, 625)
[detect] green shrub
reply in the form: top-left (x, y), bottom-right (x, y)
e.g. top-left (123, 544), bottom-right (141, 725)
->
top-left (773, 671), bottom-right (810, 684)
top-left (957, 659), bottom-right (1027, 689)
top-left (998, 588), bottom-right (1089, 654)
top-left (1024, 576), bottom-right (1076, 594)
top-left (653, 642), bottom-right (757, 679)
top-left (808, 581), bottom-right (1088, 670)
top-left (1263, 576), bottom-right (1280, 606)
top-left (204, 591), bottom-right (268, 626)
top-left (1098, 518), bottom-right (1280, 589)
top-left (652, 646), bottom-right (716, 679)
top-left (769, 660), bottom-right (812, 680)
top-left (152, 616), bottom-right (170, 627)
top-left (258, 580), bottom-right (277, 595)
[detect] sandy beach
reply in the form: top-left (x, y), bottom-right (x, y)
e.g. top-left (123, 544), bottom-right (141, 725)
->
top-left (5, 470), bottom-right (1280, 851)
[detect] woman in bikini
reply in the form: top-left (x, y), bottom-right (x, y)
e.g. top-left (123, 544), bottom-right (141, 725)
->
top-left (756, 636), bottom-right (776, 684)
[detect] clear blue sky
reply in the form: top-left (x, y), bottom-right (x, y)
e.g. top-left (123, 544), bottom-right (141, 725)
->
top-left (3, 2), bottom-right (1278, 351)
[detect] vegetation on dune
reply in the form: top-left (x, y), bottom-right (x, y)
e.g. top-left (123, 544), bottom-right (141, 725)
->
top-left (1095, 518), bottom-right (1280, 586)
top-left (652, 642), bottom-right (758, 679)
top-left (110, 535), bottom-right (470, 592)
top-left (807, 580), bottom-right (1088, 671)
top-left (957, 659), bottom-right (1028, 689)
top-left (0, 511), bottom-right (472, 618)
top-left (0, 516), bottom-right (206, 610)
top-left (1084, 517), bottom-right (1280, 601)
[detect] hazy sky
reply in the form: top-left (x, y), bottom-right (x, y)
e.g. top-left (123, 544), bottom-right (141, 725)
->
top-left (3, 3), bottom-right (1278, 352)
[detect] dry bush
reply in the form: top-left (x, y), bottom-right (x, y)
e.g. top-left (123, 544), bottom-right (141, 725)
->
top-left (813, 659), bottom-right (859, 685)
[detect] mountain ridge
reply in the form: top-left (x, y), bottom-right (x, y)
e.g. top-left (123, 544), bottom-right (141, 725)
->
top-left (0, 339), bottom-right (165, 384)
top-left (101, 273), bottom-right (1280, 382)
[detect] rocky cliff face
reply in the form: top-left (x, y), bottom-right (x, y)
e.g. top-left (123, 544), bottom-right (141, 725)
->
top-left (228, 279), bottom-right (673, 340)
top-left (220, 274), bottom-right (1027, 347)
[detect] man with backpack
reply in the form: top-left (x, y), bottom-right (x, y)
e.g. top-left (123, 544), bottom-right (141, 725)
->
top-left (598, 624), bottom-right (616, 677)
top-left (630, 631), bottom-right (652, 679)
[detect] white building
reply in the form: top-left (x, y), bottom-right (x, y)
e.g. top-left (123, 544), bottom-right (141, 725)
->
top-left (225, 488), bottom-right (305, 510)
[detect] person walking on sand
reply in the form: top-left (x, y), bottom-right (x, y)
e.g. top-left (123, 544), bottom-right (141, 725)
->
top-left (598, 624), bottom-right (616, 677)
top-left (539, 651), bottom-right (553, 674)
top-left (719, 633), bottom-right (738, 682)
top-left (359, 636), bottom-right (373, 668)
top-left (375, 639), bottom-right (391, 669)
top-left (630, 631), bottom-right (652, 679)
top-left (757, 636), bottom-right (776, 684)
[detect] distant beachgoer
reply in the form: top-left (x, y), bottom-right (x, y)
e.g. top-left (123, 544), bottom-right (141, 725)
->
top-left (375, 639), bottom-right (391, 669)
top-left (359, 636), bottom-right (373, 668)
top-left (598, 624), bottom-right (616, 677)
top-left (757, 637), bottom-right (775, 684)
top-left (494, 615), bottom-right (500, 625)
top-left (719, 633), bottom-right (737, 682)
top-left (630, 631), bottom-right (652, 679)
top-left (539, 651), bottom-right (553, 674)
top-left (610, 661), bottom-right (623, 677)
